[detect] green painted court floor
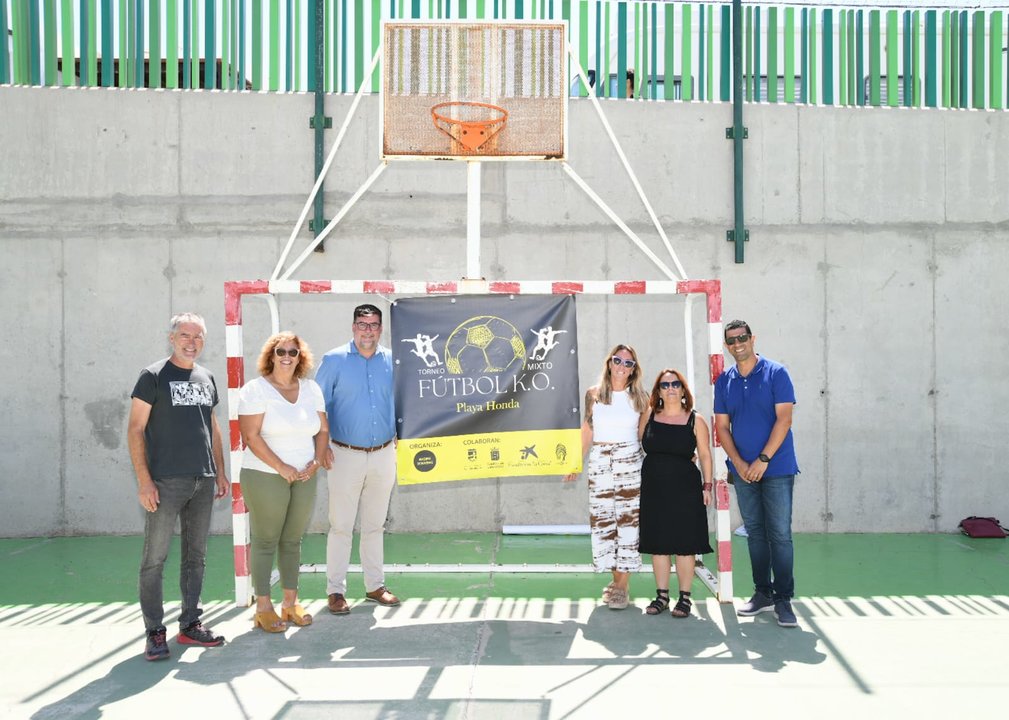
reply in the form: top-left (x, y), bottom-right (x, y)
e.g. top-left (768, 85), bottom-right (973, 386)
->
top-left (3, 533), bottom-right (1008, 719)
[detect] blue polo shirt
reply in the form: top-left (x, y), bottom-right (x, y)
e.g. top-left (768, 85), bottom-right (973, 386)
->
top-left (714, 355), bottom-right (799, 478)
top-left (314, 341), bottom-right (396, 448)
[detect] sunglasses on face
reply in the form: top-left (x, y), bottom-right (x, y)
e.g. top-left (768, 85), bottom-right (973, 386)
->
top-left (274, 347), bottom-right (300, 358)
top-left (611, 356), bottom-right (636, 368)
top-left (659, 380), bottom-right (683, 390)
top-left (725, 333), bottom-right (752, 346)
top-left (354, 321), bottom-right (382, 331)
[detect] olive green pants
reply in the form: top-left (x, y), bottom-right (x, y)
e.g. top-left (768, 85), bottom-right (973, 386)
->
top-left (241, 468), bottom-right (318, 596)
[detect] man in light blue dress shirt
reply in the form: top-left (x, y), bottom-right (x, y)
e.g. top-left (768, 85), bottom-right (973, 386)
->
top-left (315, 304), bottom-right (400, 614)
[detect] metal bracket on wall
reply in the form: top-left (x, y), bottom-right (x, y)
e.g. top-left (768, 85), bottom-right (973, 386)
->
top-left (724, 126), bottom-right (748, 139)
top-left (309, 115), bottom-right (333, 129)
top-left (309, 218), bottom-right (332, 252)
top-left (725, 229), bottom-right (749, 242)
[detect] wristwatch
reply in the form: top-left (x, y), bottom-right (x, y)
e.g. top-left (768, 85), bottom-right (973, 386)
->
top-left (758, 453), bottom-right (771, 463)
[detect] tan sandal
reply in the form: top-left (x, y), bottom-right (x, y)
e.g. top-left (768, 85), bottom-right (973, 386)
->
top-left (253, 610), bottom-right (287, 633)
top-left (281, 604), bottom-right (313, 626)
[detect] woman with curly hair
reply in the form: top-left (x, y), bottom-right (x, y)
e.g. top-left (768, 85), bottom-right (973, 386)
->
top-left (637, 368), bottom-right (713, 618)
top-left (565, 344), bottom-right (649, 610)
top-left (239, 332), bottom-right (332, 632)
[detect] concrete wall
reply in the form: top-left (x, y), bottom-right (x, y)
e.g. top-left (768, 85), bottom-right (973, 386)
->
top-left (2, 85), bottom-right (1007, 537)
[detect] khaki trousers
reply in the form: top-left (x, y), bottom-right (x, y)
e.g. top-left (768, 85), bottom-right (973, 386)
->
top-left (325, 443), bottom-right (397, 595)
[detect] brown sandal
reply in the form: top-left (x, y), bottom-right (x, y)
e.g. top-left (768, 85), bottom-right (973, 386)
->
top-left (281, 604), bottom-right (313, 626)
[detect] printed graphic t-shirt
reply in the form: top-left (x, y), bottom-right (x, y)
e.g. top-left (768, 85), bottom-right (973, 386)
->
top-left (131, 358), bottom-right (219, 480)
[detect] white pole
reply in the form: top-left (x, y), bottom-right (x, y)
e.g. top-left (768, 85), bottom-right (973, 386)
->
top-left (279, 163), bottom-right (388, 281)
top-left (683, 295), bottom-right (696, 402)
top-left (566, 45), bottom-right (689, 281)
top-left (467, 161), bottom-right (481, 279)
top-left (562, 163), bottom-right (678, 282)
top-left (271, 48), bottom-right (384, 281)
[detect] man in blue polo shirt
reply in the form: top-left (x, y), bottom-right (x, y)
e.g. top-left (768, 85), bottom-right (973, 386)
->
top-left (315, 303), bottom-right (401, 615)
top-left (714, 320), bottom-right (800, 628)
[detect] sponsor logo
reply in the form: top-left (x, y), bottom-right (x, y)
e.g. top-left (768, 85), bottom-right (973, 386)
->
top-left (520, 445), bottom-right (538, 460)
top-left (413, 450), bottom-right (437, 472)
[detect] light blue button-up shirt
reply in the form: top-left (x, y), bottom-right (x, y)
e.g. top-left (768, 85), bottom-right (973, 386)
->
top-left (314, 340), bottom-right (396, 447)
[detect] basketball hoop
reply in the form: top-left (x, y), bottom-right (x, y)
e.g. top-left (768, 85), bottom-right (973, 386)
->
top-left (431, 101), bottom-right (509, 153)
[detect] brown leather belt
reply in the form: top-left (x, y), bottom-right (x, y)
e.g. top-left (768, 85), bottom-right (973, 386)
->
top-left (332, 439), bottom-right (393, 453)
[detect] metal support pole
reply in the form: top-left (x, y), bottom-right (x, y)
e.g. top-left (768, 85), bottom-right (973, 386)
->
top-left (727, 0), bottom-right (748, 263)
top-left (310, 0), bottom-right (329, 249)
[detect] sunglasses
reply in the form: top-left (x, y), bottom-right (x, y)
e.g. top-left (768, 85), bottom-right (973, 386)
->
top-left (354, 321), bottom-right (382, 331)
top-left (725, 333), bottom-right (752, 346)
top-left (659, 380), bottom-right (683, 390)
top-left (274, 347), bottom-right (300, 358)
top-left (611, 356), bottom-right (636, 368)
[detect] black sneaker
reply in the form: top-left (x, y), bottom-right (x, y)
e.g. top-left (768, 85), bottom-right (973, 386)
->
top-left (177, 621), bottom-right (225, 647)
top-left (736, 592), bottom-right (775, 616)
top-left (145, 626), bottom-right (170, 661)
top-left (774, 599), bottom-right (798, 628)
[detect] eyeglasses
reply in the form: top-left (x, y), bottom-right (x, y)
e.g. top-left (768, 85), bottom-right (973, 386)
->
top-left (354, 321), bottom-right (382, 331)
top-left (659, 380), bottom-right (683, 390)
top-left (725, 333), bottom-right (752, 346)
top-left (611, 356), bottom-right (636, 368)
top-left (274, 347), bottom-right (300, 358)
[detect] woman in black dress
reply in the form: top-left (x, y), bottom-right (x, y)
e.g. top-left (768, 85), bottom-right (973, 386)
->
top-left (637, 368), bottom-right (714, 618)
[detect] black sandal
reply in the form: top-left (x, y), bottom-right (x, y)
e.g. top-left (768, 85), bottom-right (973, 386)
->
top-left (671, 592), bottom-right (692, 618)
top-left (645, 590), bottom-right (670, 616)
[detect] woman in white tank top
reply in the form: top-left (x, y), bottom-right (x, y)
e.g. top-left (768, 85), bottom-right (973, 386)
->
top-left (564, 344), bottom-right (649, 610)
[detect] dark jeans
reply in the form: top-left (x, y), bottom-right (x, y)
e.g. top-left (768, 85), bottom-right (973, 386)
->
top-left (732, 473), bottom-right (795, 601)
top-left (139, 476), bottom-right (215, 631)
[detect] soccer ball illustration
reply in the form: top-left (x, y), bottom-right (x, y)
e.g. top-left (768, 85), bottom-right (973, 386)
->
top-left (444, 316), bottom-right (526, 375)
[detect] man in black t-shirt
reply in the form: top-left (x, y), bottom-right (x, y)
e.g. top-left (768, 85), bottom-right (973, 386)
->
top-left (127, 312), bottom-right (230, 661)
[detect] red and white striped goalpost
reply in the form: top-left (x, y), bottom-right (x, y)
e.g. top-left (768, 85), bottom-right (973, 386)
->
top-left (224, 278), bottom-right (732, 605)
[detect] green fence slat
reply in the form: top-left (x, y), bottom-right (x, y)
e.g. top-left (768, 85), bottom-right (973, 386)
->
top-left (799, 8), bottom-right (807, 103)
top-left (616, 1), bottom-right (626, 98)
top-left (324, 0), bottom-right (331, 91)
top-left (602, 3), bottom-right (610, 97)
top-left (252, 0), bottom-right (262, 89)
top-left (634, 2), bottom-right (641, 98)
top-left (655, 3), bottom-right (662, 100)
top-left (958, 10), bottom-right (967, 108)
top-left (686, 3), bottom-right (694, 99)
top-left (269, 0), bottom-right (279, 91)
top-left (754, 6), bottom-right (761, 102)
top-left (576, 0), bottom-right (588, 95)
top-left (767, 6), bottom-right (778, 103)
top-left (28, 0), bottom-right (41, 85)
top-left (596, 0), bottom-right (603, 97)
top-left (784, 6), bottom-right (794, 103)
top-left (205, 0), bottom-right (216, 89)
top-left (0, 0), bottom-right (11, 84)
top-left (43, 0), bottom-right (57, 85)
top-left (640, 1), bottom-right (648, 99)
top-left (972, 11), bottom-right (984, 109)
top-left (822, 8), bottom-right (832, 105)
top-left (664, 2), bottom-right (674, 100)
top-left (885, 10), bottom-right (896, 107)
top-left (949, 11), bottom-right (958, 107)
top-left (706, 4), bottom-right (713, 100)
top-left (719, 4), bottom-right (728, 101)
top-left (100, 0), bottom-right (113, 86)
top-left (681, 3), bottom-right (691, 100)
top-left (744, 4), bottom-right (750, 101)
top-left (167, 0), bottom-right (179, 89)
top-left (137, 1), bottom-right (146, 88)
top-left (117, 0), bottom-right (126, 87)
top-left (838, 9), bottom-right (845, 105)
top-left (191, 0), bottom-right (199, 88)
top-left (869, 10), bottom-right (879, 106)
top-left (372, 0), bottom-right (381, 92)
top-left (855, 9), bottom-right (864, 105)
top-left (808, 8), bottom-right (816, 103)
top-left (991, 11), bottom-right (1004, 109)
top-left (911, 10), bottom-right (920, 106)
top-left (59, 0), bottom-right (72, 85)
top-left (285, 0), bottom-right (292, 91)
top-left (354, 0), bottom-right (363, 91)
top-left (902, 10), bottom-right (910, 106)
top-left (848, 9), bottom-right (856, 103)
top-left (128, 0), bottom-right (136, 87)
top-left (223, 0), bottom-right (231, 89)
top-left (924, 10), bottom-right (936, 107)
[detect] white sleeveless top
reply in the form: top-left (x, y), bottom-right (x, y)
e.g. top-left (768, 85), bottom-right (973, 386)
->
top-left (592, 389), bottom-right (641, 444)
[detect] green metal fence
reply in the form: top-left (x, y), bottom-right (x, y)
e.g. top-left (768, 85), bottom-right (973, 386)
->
top-left (2, 1), bottom-right (1006, 110)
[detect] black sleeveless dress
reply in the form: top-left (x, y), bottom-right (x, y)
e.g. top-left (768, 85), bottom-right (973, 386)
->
top-left (638, 411), bottom-right (714, 556)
